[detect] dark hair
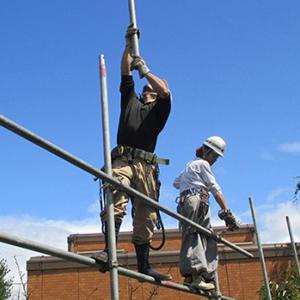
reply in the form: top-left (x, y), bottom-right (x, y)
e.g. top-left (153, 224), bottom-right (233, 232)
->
top-left (196, 145), bottom-right (210, 158)
top-left (195, 146), bottom-right (203, 158)
top-left (143, 84), bottom-right (153, 93)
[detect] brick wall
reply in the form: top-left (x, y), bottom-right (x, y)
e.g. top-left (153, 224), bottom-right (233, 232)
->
top-left (27, 226), bottom-right (298, 300)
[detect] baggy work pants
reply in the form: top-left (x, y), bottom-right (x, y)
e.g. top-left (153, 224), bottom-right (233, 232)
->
top-left (102, 156), bottom-right (158, 245)
top-left (177, 190), bottom-right (218, 280)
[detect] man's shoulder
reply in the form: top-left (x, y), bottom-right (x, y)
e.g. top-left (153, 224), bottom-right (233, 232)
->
top-left (190, 158), bottom-right (210, 169)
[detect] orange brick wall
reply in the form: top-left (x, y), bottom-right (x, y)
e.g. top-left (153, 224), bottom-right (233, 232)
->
top-left (28, 256), bottom-right (294, 300)
top-left (27, 228), bottom-right (297, 300)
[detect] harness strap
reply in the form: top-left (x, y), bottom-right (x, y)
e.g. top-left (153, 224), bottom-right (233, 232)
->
top-left (180, 187), bottom-right (208, 199)
top-left (111, 145), bottom-right (169, 165)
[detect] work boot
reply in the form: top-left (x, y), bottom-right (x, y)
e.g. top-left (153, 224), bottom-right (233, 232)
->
top-left (186, 275), bottom-right (215, 291)
top-left (103, 220), bottom-right (122, 253)
top-left (93, 221), bottom-right (121, 270)
top-left (134, 243), bottom-right (172, 281)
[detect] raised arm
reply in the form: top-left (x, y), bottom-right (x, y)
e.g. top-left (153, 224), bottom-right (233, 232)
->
top-left (121, 35), bottom-right (132, 75)
top-left (145, 73), bottom-right (170, 99)
top-left (130, 57), bottom-right (170, 99)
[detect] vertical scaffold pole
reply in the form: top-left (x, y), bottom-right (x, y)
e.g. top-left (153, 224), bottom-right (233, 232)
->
top-left (249, 197), bottom-right (272, 300)
top-left (214, 271), bottom-right (222, 300)
top-left (286, 216), bottom-right (300, 280)
top-left (99, 54), bottom-right (119, 300)
top-left (128, 0), bottom-right (140, 58)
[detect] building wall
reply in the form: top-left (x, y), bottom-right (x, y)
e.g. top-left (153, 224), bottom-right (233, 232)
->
top-left (27, 226), bottom-right (298, 300)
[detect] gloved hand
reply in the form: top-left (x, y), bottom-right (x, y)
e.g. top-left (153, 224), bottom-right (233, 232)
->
top-left (131, 57), bottom-right (150, 78)
top-left (126, 23), bottom-right (140, 39)
top-left (218, 209), bottom-right (240, 231)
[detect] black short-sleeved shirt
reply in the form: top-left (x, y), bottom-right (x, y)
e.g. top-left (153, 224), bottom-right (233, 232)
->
top-left (117, 75), bottom-right (171, 153)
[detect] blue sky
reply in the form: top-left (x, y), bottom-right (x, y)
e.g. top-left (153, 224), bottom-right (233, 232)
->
top-left (1, 1), bottom-right (300, 296)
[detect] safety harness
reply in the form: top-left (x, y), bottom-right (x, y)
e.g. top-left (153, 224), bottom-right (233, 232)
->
top-left (98, 145), bottom-right (169, 251)
top-left (111, 145), bottom-right (169, 165)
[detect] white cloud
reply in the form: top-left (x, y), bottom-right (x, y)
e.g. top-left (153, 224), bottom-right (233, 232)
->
top-left (0, 214), bottom-right (133, 300)
top-left (259, 201), bottom-right (300, 243)
top-left (238, 201), bottom-right (300, 244)
top-left (279, 142), bottom-right (300, 154)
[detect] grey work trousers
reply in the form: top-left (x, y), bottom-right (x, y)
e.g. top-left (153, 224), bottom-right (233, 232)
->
top-left (177, 191), bottom-right (218, 280)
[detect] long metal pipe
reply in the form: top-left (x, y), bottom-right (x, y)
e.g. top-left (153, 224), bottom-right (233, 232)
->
top-left (128, 0), bottom-right (140, 57)
top-left (99, 54), bottom-right (119, 299)
top-left (286, 216), bottom-right (300, 279)
top-left (214, 271), bottom-right (222, 300)
top-left (249, 197), bottom-right (272, 299)
top-left (0, 232), bottom-right (235, 300)
top-left (0, 115), bottom-right (253, 258)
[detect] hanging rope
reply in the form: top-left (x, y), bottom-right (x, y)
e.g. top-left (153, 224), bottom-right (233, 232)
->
top-left (149, 211), bottom-right (166, 251)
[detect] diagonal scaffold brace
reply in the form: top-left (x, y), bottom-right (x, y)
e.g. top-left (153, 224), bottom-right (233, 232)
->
top-left (0, 114), bottom-right (253, 259)
top-left (0, 231), bottom-right (235, 299)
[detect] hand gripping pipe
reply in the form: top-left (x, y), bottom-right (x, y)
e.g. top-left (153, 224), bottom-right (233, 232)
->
top-left (0, 231), bottom-right (235, 300)
top-left (128, 0), bottom-right (140, 57)
top-left (0, 115), bottom-right (253, 259)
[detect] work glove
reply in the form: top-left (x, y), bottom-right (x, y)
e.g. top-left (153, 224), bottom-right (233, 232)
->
top-left (218, 209), bottom-right (240, 231)
top-left (126, 23), bottom-right (140, 39)
top-left (131, 57), bottom-right (150, 78)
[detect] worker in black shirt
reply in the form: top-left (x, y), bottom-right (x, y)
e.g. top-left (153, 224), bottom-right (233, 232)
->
top-left (100, 27), bottom-right (172, 281)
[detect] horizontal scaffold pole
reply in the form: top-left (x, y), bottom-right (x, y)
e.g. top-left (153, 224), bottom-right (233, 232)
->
top-left (0, 115), bottom-right (253, 258)
top-left (0, 232), bottom-right (235, 300)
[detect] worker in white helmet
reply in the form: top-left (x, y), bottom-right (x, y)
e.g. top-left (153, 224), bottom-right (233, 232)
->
top-left (173, 136), bottom-right (239, 291)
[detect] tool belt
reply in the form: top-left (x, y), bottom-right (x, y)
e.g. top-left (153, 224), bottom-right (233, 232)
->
top-left (111, 145), bottom-right (169, 165)
top-left (180, 187), bottom-right (209, 203)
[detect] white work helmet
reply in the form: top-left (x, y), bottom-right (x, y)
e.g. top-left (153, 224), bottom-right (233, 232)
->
top-left (203, 136), bottom-right (226, 157)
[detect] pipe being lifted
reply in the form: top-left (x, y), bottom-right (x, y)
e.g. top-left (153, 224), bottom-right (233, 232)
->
top-left (128, 0), bottom-right (140, 57)
top-left (0, 232), bottom-right (235, 300)
top-left (0, 115), bottom-right (253, 258)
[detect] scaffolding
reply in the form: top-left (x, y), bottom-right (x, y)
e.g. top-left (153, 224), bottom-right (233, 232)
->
top-left (2, 1), bottom-right (298, 299)
top-left (0, 232), bottom-right (234, 299)
top-left (0, 0), bottom-right (260, 294)
top-left (3, 54), bottom-right (300, 300)
top-left (0, 111), bottom-right (253, 299)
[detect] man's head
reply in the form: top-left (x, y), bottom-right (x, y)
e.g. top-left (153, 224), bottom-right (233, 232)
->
top-left (142, 84), bottom-right (158, 104)
top-left (196, 136), bottom-right (226, 165)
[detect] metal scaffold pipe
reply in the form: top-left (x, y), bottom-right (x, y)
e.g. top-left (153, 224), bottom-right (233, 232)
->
top-left (128, 0), bottom-right (140, 57)
top-left (249, 197), bottom-right (272, 300)
top-left (99, 54), bottom-right (119, 300)
top-left (0, 115), bottom-right (253, 259)
top-left (214, 271), bottom-right (222, 300)
top-left (286, 216), bottom-right (300, 280)
top-left (0, 232), bottom-right (235, 300)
